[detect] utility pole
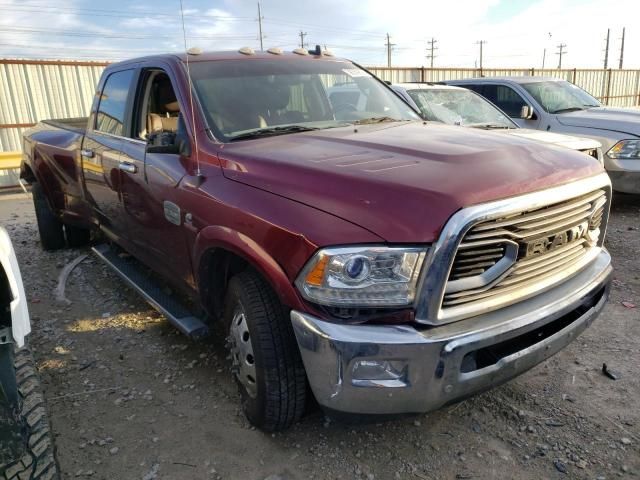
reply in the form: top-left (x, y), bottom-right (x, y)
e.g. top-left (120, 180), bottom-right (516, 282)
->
top-left (257, 2), bottom-right (264, 51)
top-left (476, 40), bottom-right (486, 72)
top-left (603, 28), bottom-right (610, 69)
top-left (619, 27), bottom-right (625, 69)
top-left (556, 43), bottom-right (567, 69)
top-left (426, 37), bottom-right (438, 68)
top-left (298, 30), bottom-right (308, 49)
top-left (385, 33), bottom-right (395, 68)
top-left (542, 48), bottom-right (546, 69)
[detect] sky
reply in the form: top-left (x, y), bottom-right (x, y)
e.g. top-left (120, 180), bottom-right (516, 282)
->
top-left (0, 0), bottom-right (638, 68)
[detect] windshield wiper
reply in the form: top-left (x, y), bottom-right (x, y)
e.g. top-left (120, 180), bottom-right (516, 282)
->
top-left (551, 107), bottom-right (584, 114)
top-left (228, 125), bottom-right (318, 141)
top-left (351, 116), bottom-right (404, 125)
top-left (467, 123), bottom-right (511, 129)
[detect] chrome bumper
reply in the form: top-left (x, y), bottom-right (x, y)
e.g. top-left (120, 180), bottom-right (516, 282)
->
top-left (291, 250), bottom-right (612, 415)
top-left (607, 170), bottom-right (640, 194)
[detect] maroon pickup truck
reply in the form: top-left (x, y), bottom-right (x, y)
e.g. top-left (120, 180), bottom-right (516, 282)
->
top-left (21, 48), bottom-right (612, 431)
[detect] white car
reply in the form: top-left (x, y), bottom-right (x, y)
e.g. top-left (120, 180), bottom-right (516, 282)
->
top-left (392, 83), bottom-right (603, 162)
top-left (1, 227), bottom-right (58, 479)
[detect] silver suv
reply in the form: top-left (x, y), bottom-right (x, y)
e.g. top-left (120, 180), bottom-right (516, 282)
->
top-left (445, 77), bottom-right (640, 194)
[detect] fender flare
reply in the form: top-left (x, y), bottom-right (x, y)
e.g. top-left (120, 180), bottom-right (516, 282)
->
top-left (193, 225), bottom-right (306, 310)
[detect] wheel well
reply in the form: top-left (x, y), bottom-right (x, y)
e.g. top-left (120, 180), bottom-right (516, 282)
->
top-left (20, 162), bottom-right (36, 184)
top-left (198, 249), bottom-right (250, 321)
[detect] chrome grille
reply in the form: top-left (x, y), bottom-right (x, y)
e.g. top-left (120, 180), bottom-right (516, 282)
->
top-left (442, 189), bottom-right (608, 315)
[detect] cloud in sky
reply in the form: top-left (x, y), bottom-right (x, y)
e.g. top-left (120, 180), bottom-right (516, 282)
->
top-left (0, 0), bottom-right (638, 68)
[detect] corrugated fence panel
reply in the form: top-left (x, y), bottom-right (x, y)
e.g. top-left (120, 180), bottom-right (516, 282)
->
top-left (0, 59), bottom-right (107, 152)
top-left (369, 66), bottom-right (640, 108)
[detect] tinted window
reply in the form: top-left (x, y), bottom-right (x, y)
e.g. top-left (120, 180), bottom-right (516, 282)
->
top-left (480, 85), bottom-right (527, 117)
top-left (95, 70), bottom-right (134, 136)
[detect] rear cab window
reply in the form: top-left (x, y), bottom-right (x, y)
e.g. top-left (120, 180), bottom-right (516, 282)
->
top-left (95, 69), bottom-right (135, 136)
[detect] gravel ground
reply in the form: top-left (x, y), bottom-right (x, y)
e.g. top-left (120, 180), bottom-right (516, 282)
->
top-left (0, 190), bottom-right (638, 480)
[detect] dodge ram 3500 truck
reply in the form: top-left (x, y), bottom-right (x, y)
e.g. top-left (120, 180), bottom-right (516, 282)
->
top-left (21, 48), bottom-right (612, 432)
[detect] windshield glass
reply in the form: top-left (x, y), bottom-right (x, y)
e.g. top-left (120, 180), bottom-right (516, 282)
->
top-left (189, 59), bottom-right (420, 141)
top-left (522, 81), bottom-right (601, 113)
top-left (406, 88), bottom-right (516, 128)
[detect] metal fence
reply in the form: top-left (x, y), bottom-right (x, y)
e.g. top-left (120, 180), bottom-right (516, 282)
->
top-left (0, 59), bottom-right (107, 152)
top-left (2, 59), bottom-right (640, 154)
top-left (367, 67), bottom-right (640, 107)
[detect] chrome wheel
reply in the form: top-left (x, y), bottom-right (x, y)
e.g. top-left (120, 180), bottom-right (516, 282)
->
top-left (228, 307), bottom-right (257, 398)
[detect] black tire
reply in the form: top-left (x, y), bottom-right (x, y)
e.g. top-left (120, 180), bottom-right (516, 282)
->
top-left (64, 224), bottom-right (90, 248)
top-left (0, 347), bottom-right (59, 480)
top-left (31, 182), bottom-right (65, 251)
top-left (224, 270), bottom-right (307, 432)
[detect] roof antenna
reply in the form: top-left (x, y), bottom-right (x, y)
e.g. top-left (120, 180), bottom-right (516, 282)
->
top-left (179, 0), bottom-right (202, 178)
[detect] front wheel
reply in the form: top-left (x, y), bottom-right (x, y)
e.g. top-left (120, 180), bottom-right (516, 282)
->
top-left (224, 270), bottom-right (307, 431)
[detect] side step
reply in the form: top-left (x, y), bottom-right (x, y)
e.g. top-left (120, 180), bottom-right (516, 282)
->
top-left (92, 244), bottom-right (209, 339)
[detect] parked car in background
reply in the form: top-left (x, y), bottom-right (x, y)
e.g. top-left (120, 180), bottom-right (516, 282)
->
top-left (0, 227), bottom-right (58, 479)
top-left (391, 83), bottom-right (602, 161)
top-left (22, 49), bottom-right (612, 431)
top-left (444, 77), bottom-right (640, 193)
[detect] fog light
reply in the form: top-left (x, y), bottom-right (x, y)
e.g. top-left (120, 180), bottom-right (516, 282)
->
top-left (351, 359), bottom-right (408, 387)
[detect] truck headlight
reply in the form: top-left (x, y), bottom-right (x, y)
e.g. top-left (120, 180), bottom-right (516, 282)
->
top-left (607, 140), bottom-right (640, 159)
top-left (295, 246), bottom-right (427, 307)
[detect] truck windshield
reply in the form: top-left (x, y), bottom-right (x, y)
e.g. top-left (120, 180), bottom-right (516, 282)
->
top-left (406, 88), bottom-right (516, 129)
top-left (522, 81), bottom-right (601, 114)
top-left (189, 59), bottom-right (420, 141)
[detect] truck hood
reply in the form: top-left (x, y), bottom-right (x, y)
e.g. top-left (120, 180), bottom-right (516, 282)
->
top-left (506, 128), bottom-right (601, 151)
top-left (218, 122), bottom-right (603, 243)
top-left (556, 107), bottom-right (640, 136)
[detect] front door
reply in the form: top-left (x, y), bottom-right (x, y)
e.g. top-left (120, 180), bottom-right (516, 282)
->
top-left (118, 68), bottom-right (195, 288)
top-left (82, 68), bottom-right (136, 242)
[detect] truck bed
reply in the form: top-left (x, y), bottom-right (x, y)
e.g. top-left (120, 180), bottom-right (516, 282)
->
top-left (41, 117), bottom-right (88, 135)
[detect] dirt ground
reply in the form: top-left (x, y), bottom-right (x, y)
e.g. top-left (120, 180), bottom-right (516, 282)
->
top-left (0, 190), bottom-right (638, 480)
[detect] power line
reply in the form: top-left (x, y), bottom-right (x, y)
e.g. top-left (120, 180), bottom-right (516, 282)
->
top-left (0, 3), bottom-right (252, 20)
top-left (385, 33), bottom-right (396, 67)
top-left (603, 28), bottom-right (610, 69)
top-left (298, 30), bottom-right (308, 49)
top-left (619, 27), bottom-right (625, 69)
top-left (556, 43), bottom-right (567, 69)
top-left (426, 37), bottom-right (438, 68)
top-left (0, 26), bottom-right (256, 40)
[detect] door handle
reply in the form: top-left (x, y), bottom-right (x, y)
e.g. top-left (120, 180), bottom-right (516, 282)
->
top-left (80, 149), bottom-right (94, 158)
top-left (118, 162), bottom-right (138, 174)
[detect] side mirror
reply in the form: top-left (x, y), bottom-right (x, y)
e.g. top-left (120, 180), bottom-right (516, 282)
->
top-left (520, 105), bottom-right (535, 120)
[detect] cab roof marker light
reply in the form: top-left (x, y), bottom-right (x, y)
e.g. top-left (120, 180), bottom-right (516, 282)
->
top-left (323, 49), bottom-right (334, 57)
top-left (239, 47), bottom-right (256, 55)
top-left (293, 48), bottom-right (309, 56)
top-left (267, 47), bottom-right (283, 55)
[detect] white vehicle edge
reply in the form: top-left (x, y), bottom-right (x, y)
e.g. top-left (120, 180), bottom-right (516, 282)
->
top-left (0, 227), bottom-right (30, 347)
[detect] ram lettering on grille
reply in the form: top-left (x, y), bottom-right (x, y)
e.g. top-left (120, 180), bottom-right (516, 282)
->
top-left (442, 189), bottom-right (607, 316)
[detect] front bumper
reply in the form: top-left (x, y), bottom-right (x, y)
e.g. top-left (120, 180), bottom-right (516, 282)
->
top-left (291, 250), bottom-right (612, 415)
top-left (607, 170), bottom-right (640, 194)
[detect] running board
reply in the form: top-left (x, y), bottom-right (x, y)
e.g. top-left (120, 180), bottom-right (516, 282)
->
top-left (92, 244), bottom-right (209, 339)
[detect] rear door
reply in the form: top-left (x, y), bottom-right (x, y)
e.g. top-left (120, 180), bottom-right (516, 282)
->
top-left (82, 68), bottom-right (136, 241)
